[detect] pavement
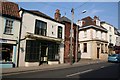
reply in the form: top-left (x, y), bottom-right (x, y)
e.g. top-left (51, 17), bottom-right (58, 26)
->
top-left (2, 59), bottom-right (106, 75)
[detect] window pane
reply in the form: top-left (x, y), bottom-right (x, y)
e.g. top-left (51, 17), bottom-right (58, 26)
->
top-left (35, 20), bottom-right (47, 36)
top-left (4, 19), bottom-right (13, 34)
top-left (58, 26), bottom-right (62, 38)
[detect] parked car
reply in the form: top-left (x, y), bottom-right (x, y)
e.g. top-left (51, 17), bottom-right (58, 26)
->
top-left (108, 54), bottom-right (120, 63)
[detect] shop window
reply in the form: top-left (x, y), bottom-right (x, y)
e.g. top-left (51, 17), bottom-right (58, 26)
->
top-left (48, 44), bottom-right (59, 61)
top-left (1, 44), bottom-right (13, 62)
top-left (25, 40), bottom-right (39, 62)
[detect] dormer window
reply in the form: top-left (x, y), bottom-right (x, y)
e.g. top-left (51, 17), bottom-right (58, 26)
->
top-left (96, 19), bottom-right (100, 26)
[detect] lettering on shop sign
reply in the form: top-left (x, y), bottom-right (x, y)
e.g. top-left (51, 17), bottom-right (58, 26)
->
top-left (0, 39), bottom-right (7, 43)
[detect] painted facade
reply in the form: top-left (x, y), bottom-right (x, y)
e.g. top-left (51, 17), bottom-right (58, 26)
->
top-left (77, 16), bottom-right (108, 60)
top-left (0, 2), bottom-right (20, 68)
top-left (101, 22), bottom-right (120, 54)
top-left (18, 8), bottom-right (65, 67)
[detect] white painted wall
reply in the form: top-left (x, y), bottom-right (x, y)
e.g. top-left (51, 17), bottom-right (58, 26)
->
top-left (78, 26), bottom-right (107, 59)
top-left (19, 11), bottom-right (65, 66)
top-left (79, 42), bottom-right (91, 59)
top-left (101, 23), bottom-right (116, 46)
top-left (0, 16), bottom-right (20, 42)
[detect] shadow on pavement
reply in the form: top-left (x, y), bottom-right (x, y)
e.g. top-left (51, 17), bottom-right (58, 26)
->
top-left (79, 63), bottom-right (120, 79)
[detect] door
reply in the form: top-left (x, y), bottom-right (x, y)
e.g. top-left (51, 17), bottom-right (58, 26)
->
top-left (97, 47), bottom-right (100, 59)
top-left (41, 43), bottom-right (48, 64)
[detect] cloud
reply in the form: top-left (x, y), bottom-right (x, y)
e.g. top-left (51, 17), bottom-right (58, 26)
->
top-left (91, 9), bottom-right (104, 14)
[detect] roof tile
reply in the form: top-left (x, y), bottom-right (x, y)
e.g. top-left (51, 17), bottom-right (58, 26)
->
top-left (0, 2), bottom-right (20, 19)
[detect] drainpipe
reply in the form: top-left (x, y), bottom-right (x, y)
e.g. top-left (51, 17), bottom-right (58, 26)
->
top-left (17, 9), bottom-right (24, 67)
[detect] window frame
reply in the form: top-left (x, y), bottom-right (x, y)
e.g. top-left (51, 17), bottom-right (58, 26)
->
top-left (83, 43), bottom-right (87, 53)
top-left (58, 26), bottom-right (62, 39)
top-left (4, 18), bottom-right (14, 35)
top-left (35, 19), bottom-right (47, 36)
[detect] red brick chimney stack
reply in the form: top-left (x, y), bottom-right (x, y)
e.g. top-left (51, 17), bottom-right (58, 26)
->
top-left (54, 9), bottom-right (61, 21)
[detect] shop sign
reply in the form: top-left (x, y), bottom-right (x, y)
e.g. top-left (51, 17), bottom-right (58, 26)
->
top-left (0, 39), bottom-right (7, 43)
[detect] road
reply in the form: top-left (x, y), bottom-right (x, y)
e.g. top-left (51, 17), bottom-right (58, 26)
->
top-left (2, 62), bottom-right (120, 79)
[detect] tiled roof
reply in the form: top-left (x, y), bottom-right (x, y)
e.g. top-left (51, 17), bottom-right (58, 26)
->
top-left (28, 10), bottom-right (52, 19)
top-left (81, 16), bottom-right (96, 27)
top-left (20, 8), bottom-right (64, 24)
top-left (60, 16), bottom-right (71, 23)
top-left (59, 16), bottom-right (77, 26)
top-left (0, 2), bottom-right (20, 19)
top-left (81, 16), bottom-right (107, 31)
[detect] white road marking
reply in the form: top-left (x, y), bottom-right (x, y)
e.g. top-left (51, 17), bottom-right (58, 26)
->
top-left (66, 69), bottom-right (93, 77)
top-left (101, 66), bottom-right (105, 68)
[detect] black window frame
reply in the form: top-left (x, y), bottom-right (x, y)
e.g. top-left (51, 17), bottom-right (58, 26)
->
top-left (58, 26), bottom-right (62, 39)
top-left (35, 19), bottom-right (47, 36)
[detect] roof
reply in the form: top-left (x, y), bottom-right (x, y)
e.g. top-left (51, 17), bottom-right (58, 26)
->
top-left (28, 10), bottom-right (52, 20)
top-left (80, 16), bottom-right (107, 32)
top-left (20, 8), bottom-right (64, 25)
top-left (0, 2), bottom-right (20, 20)
top-left (101, 21), bottom-right (114, 27)
top-left (59, 16), bottom-right (77, 26)
top-left (60, 16), bottom-right (71, 23)
top-left (81, 16), bottom-right (96, 26)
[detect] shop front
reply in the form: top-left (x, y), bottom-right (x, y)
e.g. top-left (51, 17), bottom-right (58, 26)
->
top-left (0, 39), bottom-right (17, 68)
top-left (23, 33), bottom-right (63, 66)
top-left (25, 40), bottom-right (60, 65)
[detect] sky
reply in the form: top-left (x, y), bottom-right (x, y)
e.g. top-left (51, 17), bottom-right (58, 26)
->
top-left (16, 2), bottom-right (118, 29)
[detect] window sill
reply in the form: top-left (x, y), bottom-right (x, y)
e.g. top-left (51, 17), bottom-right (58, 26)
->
top-left (3, 33), bottom-right (13, 35)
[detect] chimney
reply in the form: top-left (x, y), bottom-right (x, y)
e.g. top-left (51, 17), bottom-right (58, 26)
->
top-left (93, 16), bottom-right (100, 26)
top-left (54, 9), bottom-right (61, 21)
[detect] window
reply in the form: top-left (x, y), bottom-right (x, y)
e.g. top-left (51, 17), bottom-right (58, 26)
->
top-left (105, 44), bottom-right (107, 53)
top-left (101, 44), bottom-right (104, 53)
top-left (35, 19), bottom-right (47, 36)
top-left (96, 30), bottom-right (99, 38)
top-left (109, 35), bottom-right (112, 43)
top-left (25, 40), bottom-right (39, 62)
top-left (48, 43), bottom-right (59, 61)
top-left (84, 30), bottom-right (87, 38)
top-left (83, 43), bottom-right (87, 52)
top-left (4, 19), bottom-right (13, 34)
top-left (58, 26), bottom-right (62, 38)
top-left (25, 40), bottom-right (59, 62)
top-left (109, 27), bottom-right (111, 32)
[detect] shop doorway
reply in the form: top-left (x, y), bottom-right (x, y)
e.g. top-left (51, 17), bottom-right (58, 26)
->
top-left (40, 43), bottom-right (48, 64)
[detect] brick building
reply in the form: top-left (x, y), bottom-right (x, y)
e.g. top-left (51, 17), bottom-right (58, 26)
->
top-left (54, 9), bottom-right (79, 63)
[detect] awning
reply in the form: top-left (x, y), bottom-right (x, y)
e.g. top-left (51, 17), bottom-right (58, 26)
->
top-left (25, 32), bottom-right (63, 43)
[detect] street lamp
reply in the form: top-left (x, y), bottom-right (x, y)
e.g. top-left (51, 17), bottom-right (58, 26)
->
top-left (75, 10), bottom-right (87, 62)
top-left (70, 8), bottom-right (86, 64)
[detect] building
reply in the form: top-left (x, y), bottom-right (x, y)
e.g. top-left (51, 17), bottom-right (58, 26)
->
top-left (54, 9), bottom-right (79, 63)
top-left (77, 16), bottom-right (108, 60)
top-left (101, 21), bottom-right (120, 54)
top-left (0, 2), bottom-right (21, 68)
top-left (18, 8), bottom-right (65, 67)
top-left (114, 29), bottom-right (120, 54)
